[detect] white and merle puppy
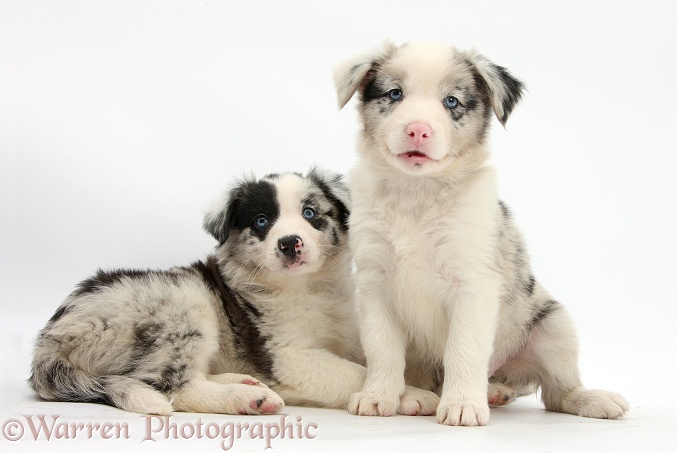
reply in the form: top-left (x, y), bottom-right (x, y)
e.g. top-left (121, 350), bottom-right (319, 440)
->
top-left (29, 168), bottom-right (370, 415)
top-left (334, 41), bottom-right (629, 426)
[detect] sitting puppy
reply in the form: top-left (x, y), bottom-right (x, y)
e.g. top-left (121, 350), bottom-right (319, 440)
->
top-left (30, 168), bottom-right (370, 415)
top-left (334, 41), bottom-right (629, 426)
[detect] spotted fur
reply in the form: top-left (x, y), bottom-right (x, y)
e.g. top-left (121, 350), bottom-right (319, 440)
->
top-left (335, 41), bottom-right (628, 425)
top-left (29, 168), bottom-right (373, 415)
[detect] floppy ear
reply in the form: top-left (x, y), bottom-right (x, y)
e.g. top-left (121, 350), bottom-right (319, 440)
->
top-left (203, 184), bottom-right (241, 245)
top-left (307, 167), bottom-right (351, 230)
top-left (333, 41), bottom-right (397, 109)
top-left (468, 52), bottom-right (525, 125)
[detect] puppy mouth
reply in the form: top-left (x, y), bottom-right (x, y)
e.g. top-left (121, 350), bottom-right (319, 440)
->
top-left (398, 150), bottom-right (434, 165)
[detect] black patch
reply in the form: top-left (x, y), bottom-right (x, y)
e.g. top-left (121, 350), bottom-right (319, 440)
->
top-left (30, 359), bottom-right (111, 405)
top-left (499, 200), bottom-right (511, 219)
top-left (192, 257), bottom-right (275, 380)
top-left (179, 329), bottom-right (202, 341)
top-left (360, 68), bottom-right (383, 103)
top-left (47, 304), bottom-right (73, 324)
top-left (526, 300), bottom-right (561, 331)
top-left (71, 269), bottom-right (162, 298)
top-left (130, 318), bottom-right (203, 390)
top-left (449, 106), bottom-right (467, 123)
top-left (231, 180), bottom-right (280, 242)
top-left (301, 196), bottom-right (329, 232)
top-left (133, 320), bottom-right (164, 356)
top-left (525, 275), bottom-right (536, 296)
top-left (302, 194), bottom-right (318, 207)
top-left (38, 360), bottom-right (72, 394)
top-left (464, 94), bottom-right (479, 111)
top-left (492, 64), bottom-right (525, 124)
top-left (512, 243), bottom-right (528, 274)
top-left (205, 179), bottom-right (283, 245)
top-left (473, 69), bottom-right (493, 139)
top-left (306, 215), bottom-right (329, 231)
top-left (448, 86), bottom-right (480, 124)
top-left (133, 323), bottom-right (201, 393)
top-left (307, 173), bottom-right (350, 232)
top-left (139, 362), bottom-right (189, 393)
top-left (204, 186), bottom-right (239, 245)
top-left (154, 363), bottom-right (189, 392)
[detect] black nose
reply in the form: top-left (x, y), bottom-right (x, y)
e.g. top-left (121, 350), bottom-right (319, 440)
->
top-left (278, 235), bottom-right (303, 258)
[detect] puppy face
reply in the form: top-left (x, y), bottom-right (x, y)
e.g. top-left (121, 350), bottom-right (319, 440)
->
top-left (334, 41), bottom-right (524, 175)
top-left (204, 168), bottom-right (350, 277)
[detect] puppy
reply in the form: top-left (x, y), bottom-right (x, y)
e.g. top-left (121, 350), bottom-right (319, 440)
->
top-left (30, 168), bottom-right (374, 415)
top-left (334, 41), bottom-right (629, 426)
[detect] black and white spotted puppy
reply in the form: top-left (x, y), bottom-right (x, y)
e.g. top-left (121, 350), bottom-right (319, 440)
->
top-left (334, 41), bottom-right (629, 426)
top-left (30, 168), bottom-right (371, 415)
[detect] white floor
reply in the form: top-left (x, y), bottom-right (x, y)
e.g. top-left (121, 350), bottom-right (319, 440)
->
top-left (2, 332), bottom-right (675, 453)
top-left (2, 385), bottom-right (675, 453)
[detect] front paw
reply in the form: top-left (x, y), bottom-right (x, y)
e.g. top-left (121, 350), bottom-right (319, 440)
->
top-left (437, 399), bottom-right (490, 426)
top-left (348, 392), bottom-right (400, 417)
top-left (398, 386), bottom-right (440, 415)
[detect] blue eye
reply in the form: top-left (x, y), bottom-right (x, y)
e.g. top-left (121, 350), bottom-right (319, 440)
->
top-left (254, 215), bottom-right (268, 229)
top-left (302, 207), bottom-right (315, 219)
top-left (388, 89), bottom-right (403, 101)
top-left (444, 96), bottom-right (459, 109)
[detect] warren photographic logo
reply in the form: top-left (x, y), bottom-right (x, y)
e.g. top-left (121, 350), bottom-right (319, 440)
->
top-left (2, 414), bottom-right (318, 451)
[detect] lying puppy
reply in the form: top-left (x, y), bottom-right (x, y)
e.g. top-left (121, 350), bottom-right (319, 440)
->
top-left (334, 41), bottom-right (629, 426)
top-left (30, 168), bottom-right (370, 415)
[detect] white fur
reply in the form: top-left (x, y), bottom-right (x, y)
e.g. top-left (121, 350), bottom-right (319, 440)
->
top-left (335, 41), bottom-right (629, 425)
top-left (30, 168), bottom-right (439, 416)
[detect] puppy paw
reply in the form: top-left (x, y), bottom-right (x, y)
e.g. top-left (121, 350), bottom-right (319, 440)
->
top-left (566, 388), bottom-right (629, 419)
top-left (488, 382), bottom-right (516, 407)
top-left (398, 386), bottom-right (440, 415)
top-left (437, 399), bottom-right (490, 426)
top-left (233, 385), bottom-right (285, 415)
top-left (348, 392), bottom-right (400, 417)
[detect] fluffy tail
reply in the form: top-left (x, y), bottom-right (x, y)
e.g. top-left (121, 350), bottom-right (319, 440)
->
top-left (29, 355), bottom-right (172, 415)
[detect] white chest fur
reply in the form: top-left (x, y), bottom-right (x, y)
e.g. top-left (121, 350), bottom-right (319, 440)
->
top-left (349, 163), bottom-right (503, 356)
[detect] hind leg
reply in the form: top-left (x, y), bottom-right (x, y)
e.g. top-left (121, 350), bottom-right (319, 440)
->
top-left (172, 377), bottom-right (284, 415)
top-left (104, 376), bottom-right (174, 415)
top-left (487, 382), bottom-right (516, 407)
top-left (494, 307), bottom-right (628, 419)
top-left (208, 372), bottom-right (272, 388)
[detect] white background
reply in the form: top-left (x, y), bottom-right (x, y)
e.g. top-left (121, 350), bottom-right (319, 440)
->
top-left (2, 0), bottom-right (677, 451)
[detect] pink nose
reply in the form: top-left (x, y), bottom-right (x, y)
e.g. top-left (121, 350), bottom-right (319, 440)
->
top-left (406, 123), bottom-right (432, 148)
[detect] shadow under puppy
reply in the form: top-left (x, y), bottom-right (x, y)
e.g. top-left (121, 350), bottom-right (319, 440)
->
top-left (334, 41), bottom-right (629, 426)
top-left (30, 168), bottom-right (391, 415)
